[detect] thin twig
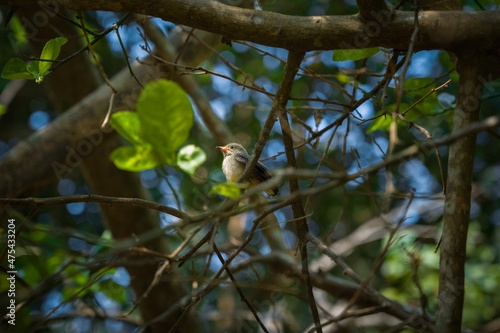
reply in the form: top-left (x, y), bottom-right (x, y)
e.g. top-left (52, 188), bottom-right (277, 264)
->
top-left (76, 11), bottom-right (118, 129)
top-left (186, 30), bottom-right (260, 89)
top-left (304, 121), bottom-right (341, 213)
top-left (402, 79), bottom-right (451, 117)
top-left (177, 224), bottom-right (215, 268)
top-left (406, 248), bottom-right (428, 317)
top-left (339, 194), bottom-right (415, 317)
top-left (114, 24), bottom-right (143, 88)
top-left (166, 201), bottom-right (289, 332)
top-left (44, 7), bottom-right (98, 36)
top-left (212, 243), bottom-right (269, 333)
top-left (0, 207), bottom-right (37, 262)
top-left (122, 260), bottom-right (172, 318)
top-left (48, 13), bottom-right (131, 73)
top-left (275, 50), bottom-right (323, 333)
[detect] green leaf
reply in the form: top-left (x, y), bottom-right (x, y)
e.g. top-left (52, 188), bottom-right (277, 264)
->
top-left (367, 103), bottom-right (415, 133)
top-left (46, 249), bottom-right (70, 273)
top-left (177, 144), bottom-right (206, 175)
top-left (10, 16), bottom-right (27, 44)
top-left (404, 79), bottom-right (438, 115)
top-left (62, 285), bottom-right (85, 300)
top-left (27, 61), bottom-right (43, 83)
top-left (337, 73), bottom-right (353, 84)
top-left (62, 270), bottom-right (89, 299)
top-left (109, 111), bottom-right (148, 145)
top-left (1, 58), bottom-right (33, 80)
top-left (39, 37), bottom-right (67, 75)
top-left (99, 279), bottom-right (127, 304)
top-left (25, 37), bottom-right (68, 83)
top-left (332, 47), bottom-right (380, 61)
top-left (0, 104), bottom-right (6, 116)
top-left (367, 113), bottom-right (392, 133)
top-left (110, 146), bottom-right (163, 171)
top-left (404, 78), bottom-right (435, 95)
top-left (137, 80), bottom-right (193, 161)
top-left (211, 182), bottom-right (243, 199)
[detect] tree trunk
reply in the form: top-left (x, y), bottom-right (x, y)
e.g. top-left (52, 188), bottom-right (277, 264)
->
top-left (436, 50), bottom-right (484, 333)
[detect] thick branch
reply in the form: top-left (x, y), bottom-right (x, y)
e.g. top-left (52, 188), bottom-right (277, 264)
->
top-left (436, 51), bottom-right (484, 333)
top-left (0, 194), bottom-right (186, 219)
top-left (2, 0), bottom-right (500, 51)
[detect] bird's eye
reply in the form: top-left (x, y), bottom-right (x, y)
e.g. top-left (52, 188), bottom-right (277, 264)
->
top-left (230, 146), bottom-right (234, 149)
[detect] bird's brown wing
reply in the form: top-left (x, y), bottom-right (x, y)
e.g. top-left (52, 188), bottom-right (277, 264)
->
top-left (234, 153), bottom-right (271, 181)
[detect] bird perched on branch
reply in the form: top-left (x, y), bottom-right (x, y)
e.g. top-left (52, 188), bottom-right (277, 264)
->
top-left (216, 143), bottom-right (279, 196)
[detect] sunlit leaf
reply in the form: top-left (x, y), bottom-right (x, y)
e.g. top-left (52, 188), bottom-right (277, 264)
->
top-left (93, 230), bottom-right (115, 255)
top-left (366, 113), bottom-right (392, 133)
top-left (39, 37), bottom-right (67, 75)
top-left (109, 111), bottom-right (147, 145)
top-left (177, 144), bottom-right (206, 175)
top-left (332, 47), bottom-right (380, 61)
top-left (137, 79), bottom-right (193, 163)
top-left (1, 58), bottom-right (33, 80)
top-left (337, 73), bottom-right (353, 84)
top-left (25, 37), bottom-right (68, 83)
top-left (110, 146), bottom-right (163, 171)
top-left (211, 182), bottom-right (243, 199)
top-left (26, 61), bottom-right (42, 82)
top-left (0, 104), bottom-right (6, 116)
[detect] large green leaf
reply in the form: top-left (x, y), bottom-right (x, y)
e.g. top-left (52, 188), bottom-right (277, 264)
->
top-left (110, 146), bottom-right (163, 171)
top-left (109, 111), bottom-right (147, 145)
top-left (332, 47), bottom-right (380, 61)
top-left (177, 144), bottom-right (206, 175)
top-left (137, 80), bottom-right (193, 163)
top-left (1, 58), bottom-right (33, 80)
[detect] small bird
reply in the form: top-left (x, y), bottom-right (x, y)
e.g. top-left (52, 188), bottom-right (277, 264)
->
top-left (216, 143), bottom-right (279, 196)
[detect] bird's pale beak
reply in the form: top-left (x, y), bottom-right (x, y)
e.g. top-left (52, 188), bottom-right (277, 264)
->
top-left (216, 146), bottom-right (228, 153)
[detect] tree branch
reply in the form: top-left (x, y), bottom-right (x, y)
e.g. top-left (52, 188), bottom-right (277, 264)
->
top-left (0, 194), bottom-right (186, 219)
top-left (2, 0), bottom-right (500, 51)
top-left (273, 51), bottom-right (323, 332)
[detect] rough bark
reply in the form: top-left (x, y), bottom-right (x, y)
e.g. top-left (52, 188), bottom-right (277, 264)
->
top-left (1, 0), bottom-right (499, 51)
top-left (436, 50), bottom-right (484, 333)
